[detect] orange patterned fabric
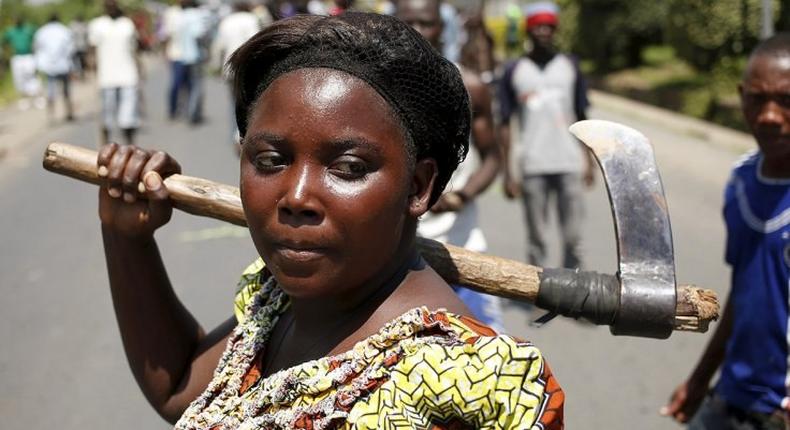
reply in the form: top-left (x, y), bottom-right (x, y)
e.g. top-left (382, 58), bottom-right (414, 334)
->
top-left (176, 259), bottom-right (564, 429)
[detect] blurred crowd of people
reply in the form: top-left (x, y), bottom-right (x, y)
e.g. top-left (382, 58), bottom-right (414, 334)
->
top-left (0, 0), bottom-right (508, 126)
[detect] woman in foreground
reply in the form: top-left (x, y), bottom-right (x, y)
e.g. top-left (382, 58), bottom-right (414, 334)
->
top-left (97, 12), bottom-right (563, 429)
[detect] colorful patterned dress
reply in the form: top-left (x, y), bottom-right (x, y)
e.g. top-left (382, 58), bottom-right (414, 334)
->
top-left (175, 259), bottom-right (564, 429)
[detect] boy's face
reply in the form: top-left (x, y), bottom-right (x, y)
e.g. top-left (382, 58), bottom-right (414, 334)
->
top-left (740, 54), bottom-right (790, 160)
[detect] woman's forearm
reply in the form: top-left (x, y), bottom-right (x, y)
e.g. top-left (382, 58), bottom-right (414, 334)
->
top-left (102, 225), bottom-right (204, 415)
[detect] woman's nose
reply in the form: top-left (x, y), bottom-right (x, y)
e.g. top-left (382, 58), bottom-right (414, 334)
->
top-left (277, 164), bottom-right (323, 225)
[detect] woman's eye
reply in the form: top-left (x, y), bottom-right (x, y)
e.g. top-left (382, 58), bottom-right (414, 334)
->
top-left (253, 152), bottom-right (287, 171)
top-left (331, 157), bottom-right (369, 178)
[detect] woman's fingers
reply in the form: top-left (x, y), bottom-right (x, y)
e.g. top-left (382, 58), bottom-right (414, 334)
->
top-left (106, 144), bottom-right (134, 199)
top-left (141, 151), bottom-right (179, 226)
top-left (121, 148), bottom-right (150, 203)
top-left (97, 142), bottom-right (119, 174)
top-left (142, 171), bottom-right (172, 225)
top-left (142, 150), bottom-right (181, 179)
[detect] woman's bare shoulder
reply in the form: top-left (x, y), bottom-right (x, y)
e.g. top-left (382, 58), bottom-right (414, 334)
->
top-left (388, 265), bottom-right (471, 318)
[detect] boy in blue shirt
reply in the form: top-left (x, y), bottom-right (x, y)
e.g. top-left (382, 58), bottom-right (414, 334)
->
top-left (662, 33), bottom-right (790, 429)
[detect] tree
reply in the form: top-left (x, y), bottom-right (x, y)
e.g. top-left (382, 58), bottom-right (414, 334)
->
top-left (568, 0), bottom-right (668, 72)
top-left (665, 0), bottom-right (778, 71)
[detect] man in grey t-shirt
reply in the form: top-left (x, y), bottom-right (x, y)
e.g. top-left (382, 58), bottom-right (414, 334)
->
top-left (498, 1), bottom-right (594, 268)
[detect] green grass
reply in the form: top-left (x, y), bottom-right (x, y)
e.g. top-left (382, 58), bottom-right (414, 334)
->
top-left (592, 45), bottom-right (747, 131)
top-left (641, 45), bottom-right (676, 67)
top-left (0, 71), bottom-right (17, 107)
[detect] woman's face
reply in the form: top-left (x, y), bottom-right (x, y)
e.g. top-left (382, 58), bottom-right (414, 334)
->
top-left (240, 68), bottom-right (434, 300)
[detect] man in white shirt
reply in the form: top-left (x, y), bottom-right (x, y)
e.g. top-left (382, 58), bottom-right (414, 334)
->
top-left (161, 0), bottom-right (210, 124)
top-left (212, 0), bottom-right (263, 144)
top-left (34, 14), bottom-right (75, 122)
top-left (499, 2), bottom-right (595, 269)
top-left (212, 0), bottom-right (261, 70)
top-left (89, 0), bottom-right (141, 145)
top-left (70, 15), bottom-right (89, 79)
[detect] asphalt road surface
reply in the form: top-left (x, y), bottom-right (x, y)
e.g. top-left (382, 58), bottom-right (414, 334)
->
top-left (0, 59), bottom-right (744, 429)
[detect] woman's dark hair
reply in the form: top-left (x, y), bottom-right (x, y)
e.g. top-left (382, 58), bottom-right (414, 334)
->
top-left (228, 12), bottom-right (470, 206)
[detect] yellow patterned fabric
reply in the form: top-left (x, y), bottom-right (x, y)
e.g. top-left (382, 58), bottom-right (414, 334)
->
top-left (175, 259), bottom-right (564, 430)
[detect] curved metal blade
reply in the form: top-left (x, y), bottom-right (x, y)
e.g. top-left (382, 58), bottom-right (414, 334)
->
top-left (569, 120), bottom-right (677, 338)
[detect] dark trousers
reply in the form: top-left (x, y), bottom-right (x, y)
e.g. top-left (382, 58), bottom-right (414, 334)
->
top-left (168, 61), bottom-right (202, 122)
top-left (168, 61), bottom-right (189, 118)
top-left (690, 393), bottom-right (788, 430)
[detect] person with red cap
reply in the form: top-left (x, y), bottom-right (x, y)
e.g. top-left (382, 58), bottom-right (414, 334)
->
top-left (498, 1), bottom-right (595, 270)
top-left (524, 1), bottom-right (559, 28)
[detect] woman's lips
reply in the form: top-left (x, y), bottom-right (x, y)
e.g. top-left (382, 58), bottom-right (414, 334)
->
top-left (273, 244), bottom-right (328, 262)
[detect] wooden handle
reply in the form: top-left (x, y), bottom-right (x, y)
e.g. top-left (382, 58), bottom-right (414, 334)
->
top-left (43, 142), bottom-right (718, 333)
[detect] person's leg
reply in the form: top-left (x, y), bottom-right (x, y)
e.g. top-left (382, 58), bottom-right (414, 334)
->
top-left (187, 63), bottom-right (204, 124)
top-left (45, 75), bottom-right (57, 121)
top-left (685, 392), bottom-right (779, 430)
top-left (168, 61), bottom-right (186, 119)
top-left (117, 86), bottom-right (140, 146)
top-left (521, 174), bottom-right (550, 267)
top-left (100, 87), bottom-right (118, 145)
top-left (10, 56), bottom-right (30, 110)
top-left (687, 394), bottom-right (737, 430)
top-left (76, 51), bottom-right (86, 80)
top-left (21, 55), bottom-right (39, 95)
top-left (15, 55), bottom-right (44, 109)
top-left (60, 74), bottom-right (74, 121)
top-left (10, 56), bottom-right (25, 95)
top-left (556, 173), bottom-right (584, 269)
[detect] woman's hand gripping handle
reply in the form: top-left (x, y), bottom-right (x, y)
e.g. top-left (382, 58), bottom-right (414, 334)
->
top-left (97, 143), bottom-right (182, 237)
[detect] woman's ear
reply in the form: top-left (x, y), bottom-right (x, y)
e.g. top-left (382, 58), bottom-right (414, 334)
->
top-left (409, 158), bottom-right (438, 217)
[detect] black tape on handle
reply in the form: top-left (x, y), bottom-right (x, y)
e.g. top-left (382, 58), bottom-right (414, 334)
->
top-left (535, 268), bottom-right (620, 325)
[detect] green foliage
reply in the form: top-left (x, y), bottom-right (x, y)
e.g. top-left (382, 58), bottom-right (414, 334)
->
top-left (553, 0), bottom-right (785, 130)
top-left (554, 0), bottom-right (578, 53)
top-left (665, 0), bottom-right (779, 71)
top-left (598, 45), bottom-right (747, 130)
top-left (569, 0), bottom-right (669, 72)
top-left (641, 45), bottom-right (675, 67)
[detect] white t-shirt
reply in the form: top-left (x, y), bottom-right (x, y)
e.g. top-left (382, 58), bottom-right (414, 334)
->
top-left (213, 11), bottom-right (260, 73)
top-left (161, 5), bottom-right (183, 61)
top-left (33, 22), bottom-right (74, 76)
top-left (509, 54), bottom-right (583, 175)
top-left (89, 15), bottom-right (139, 88)
top-left (173, 7), bottom-right (211, 65)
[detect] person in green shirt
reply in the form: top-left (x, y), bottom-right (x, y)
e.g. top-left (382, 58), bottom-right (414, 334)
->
top-left (2, 18), bottom-right (43, 110)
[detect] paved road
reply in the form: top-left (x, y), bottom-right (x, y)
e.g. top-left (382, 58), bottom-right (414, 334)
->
top-left (0, 59), bottom-right (745, 429)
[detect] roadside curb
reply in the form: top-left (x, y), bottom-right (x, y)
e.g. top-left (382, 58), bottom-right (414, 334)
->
top-left (590, 89), bottom-right (754, 154)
